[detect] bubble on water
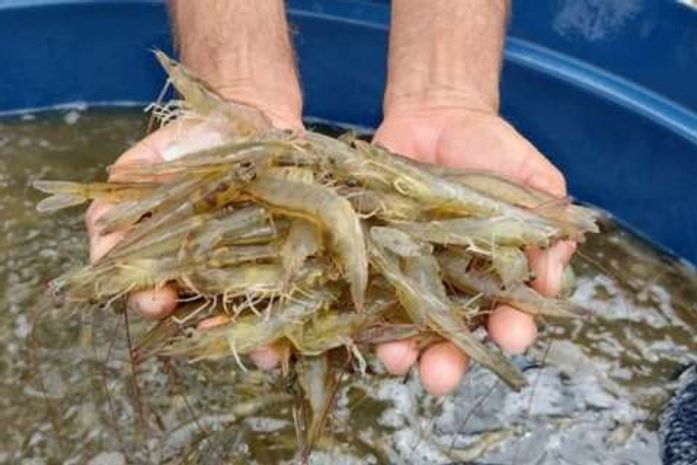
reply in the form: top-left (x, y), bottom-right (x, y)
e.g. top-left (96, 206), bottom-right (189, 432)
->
top-left (14, 313), bottom-right (30, 338)
top-left (63, 110), bottom-right (81, 126)
top-left (244, 416), bottom-right (288, 432)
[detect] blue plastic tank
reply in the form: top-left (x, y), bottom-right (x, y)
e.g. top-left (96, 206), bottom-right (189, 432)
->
top-left (0, 0), bottom-right (695, 264)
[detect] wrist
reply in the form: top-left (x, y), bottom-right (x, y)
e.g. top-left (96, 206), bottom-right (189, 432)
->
top-left (170, 0), bottom-right (302, 129)
top-left (178, 54), bottom-right (302, 129)
top-left (384, 0), bottom-right (507, 121)
top-left (213, 78), bottom-right (303, 130)
top-left (383, 85), bottom-right (498, 121)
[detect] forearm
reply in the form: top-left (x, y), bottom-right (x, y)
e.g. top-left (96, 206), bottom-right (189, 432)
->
top-left (169, 0), bottom-right (301, 123)
top-left (384, 0), bottom-right (508, 117)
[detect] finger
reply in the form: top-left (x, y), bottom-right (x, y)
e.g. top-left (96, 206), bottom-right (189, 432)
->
top-left (85, 200), bottom-right (127, 262)
top-left (487, 305), bottom-right (538, 355)
top-left (248, 346), bottom-right (280, 370)
top-left (126, 287), bottom-right (178, 320)
top-left (527, 240), bottom-right (577, 297)
top-left (196, 316), bottom-right (281, 371)
top-left (418, 342), bottom-right (469, 396)
top-left (86, 199), bottom-right (179, 320)
top-left (376, 339), bottom-right (419, 376)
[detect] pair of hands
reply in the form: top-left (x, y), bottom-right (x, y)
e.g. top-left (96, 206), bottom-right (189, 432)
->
top-left (86, 101), bottom-right (574, 397)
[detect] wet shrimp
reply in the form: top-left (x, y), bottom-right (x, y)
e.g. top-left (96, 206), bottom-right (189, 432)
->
top-left (245, 171), bottom-right (368, 311)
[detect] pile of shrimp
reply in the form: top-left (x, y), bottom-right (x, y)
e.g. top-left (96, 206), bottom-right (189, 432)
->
top-left (34, 51), bottom-right (599, 457)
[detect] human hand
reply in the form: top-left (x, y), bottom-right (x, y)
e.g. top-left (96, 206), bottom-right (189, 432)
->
top-left (372, 107), bottom-right (576, 396)
top-left (84, 103), bottom-right (302, 369)
top-left (83, 0), bottom-right (302, 368)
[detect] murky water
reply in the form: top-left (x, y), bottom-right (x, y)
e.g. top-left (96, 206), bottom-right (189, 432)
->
top-left (1, 110), bottom-right (695, 465)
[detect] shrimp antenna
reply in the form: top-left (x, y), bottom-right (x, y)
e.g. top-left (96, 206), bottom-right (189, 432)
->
top-left (146, 77), bottom-right (173, 133)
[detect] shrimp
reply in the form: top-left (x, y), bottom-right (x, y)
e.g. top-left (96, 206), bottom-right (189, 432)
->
top-left (53, 242), bottom-right (281, 302)
top-left (340, 187), bottom-right (423, 221)
top-left (439, 253), bottom-right (587, 318)
top-left (189, 206), bottom-right (270, 253)
top-left (104, 210), bottom-right (221, 261)
top-left (104, 198), bottom-right (267, 264)
top-left (223, 222), bottom-right (281, 245)
top-left (370, 226), bottom-right (432, 258)
top-left (162, 287), bottom-right (338, 360)
top-left (124, 171), bottom-right (255, 252)
top-left (433, 169), bottom-right (601, 237)
top-left (153, 50), bottom-right (272, 135)
top-left (184, 260), bottom-right (327, 304)
top-left (95, 171), bottom-right (218, 234)
top-left (281, 219), bottom-right (323, 285)
top-left (368, 238), bottom-right (527, 390)
top-left (390, 216), bottom-right (558, 250)
top-left (133, 301), bottom-right (219, 361)
top-left (304, 132), bottom-right (393, 190)
top-left (184, 263), bottom-right (287, 299)
top-left (49, 257), bottom-right (180, 301)
top-left (491, 246), bottom-right (531, 287)
top-left (353, 323), bottom-right (423, 346)
top-left (196, 244), bottom-right (279, 268)
top-left (33, 180), bottom-right (156, 212)
top-left (108, 138), bottom-right (301, 179)
top-left (296, 353), bottom-right (343, 461)
top-left (353, 141), bottom-right (528, 217)
top-left (433, 169), bottom-right (553, 208)
top-left (245, 172), bottom-right (368, 311)
top-left (286, 290), bottom-right (395, 355)
top-left (403, 254), bottom-right (450, 303)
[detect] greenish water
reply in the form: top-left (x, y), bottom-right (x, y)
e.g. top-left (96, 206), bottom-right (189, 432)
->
top-left (1, 110), bottom-right (695, 465)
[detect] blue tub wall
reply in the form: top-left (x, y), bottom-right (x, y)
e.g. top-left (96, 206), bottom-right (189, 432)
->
top-left (0, 0), bottom-right (695, 263)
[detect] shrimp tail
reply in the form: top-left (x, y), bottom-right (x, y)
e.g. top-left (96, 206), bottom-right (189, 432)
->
top-left (36, 194), bottom-right (85, 212)
top-left (33, 180), bottom-right (84, 195)
top-left (34, 180), bottom-right (88, 211)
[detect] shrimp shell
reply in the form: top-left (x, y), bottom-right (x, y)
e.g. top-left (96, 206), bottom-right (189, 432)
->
top-left (245, 172), bottom-right (368, 311)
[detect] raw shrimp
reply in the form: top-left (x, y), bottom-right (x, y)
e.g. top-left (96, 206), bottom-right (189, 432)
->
top-left (370, 226), bottom-right (432, 258)
top-left (162, 287), bottom-right (338, 360)
top-left (353, 140), bottom-right (539, 219)
top-left (189, 206), bottom-right (270, 253)
top-left (304, 132), bottom-right (382, 184)
top-left (434, 169), bottom-right (601, 236)
top-left (491, 245), bottom-right (531, 287)
top-left (281, 219), bottom-right (323, 285)
top-left (296, 353), bottom-right (342, 460)
top-left (286, 291), bottom-right (395, 355)
top-left (185, 260), bottom-right (328, 305)
top-left (33, 180), bottom-right (156, 212)
top-left (245, 172), bottom-right (368, 311)
top-left (95, 171), bottom-right (220, 234)
top-left (49, 257), bottom-right (179, 301)
top-left (439, 253), bottom-right (586, 318)
top-left (153, 50), bottom-right (272, 135)
top-left (108, 138), bottom-right (301, 179)
top-left (340, 187), bottom-right (423, 221)
top-left (391, 216), bottom-right (558, 251)
top-left (133, 301), bottom-right (220, 361)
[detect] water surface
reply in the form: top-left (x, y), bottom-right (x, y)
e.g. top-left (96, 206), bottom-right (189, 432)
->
top-left (1, 110), bottom-right (695, 464)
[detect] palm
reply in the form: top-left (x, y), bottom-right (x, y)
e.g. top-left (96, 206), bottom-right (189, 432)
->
top-left (374, 109), bottom-right (565, 195)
